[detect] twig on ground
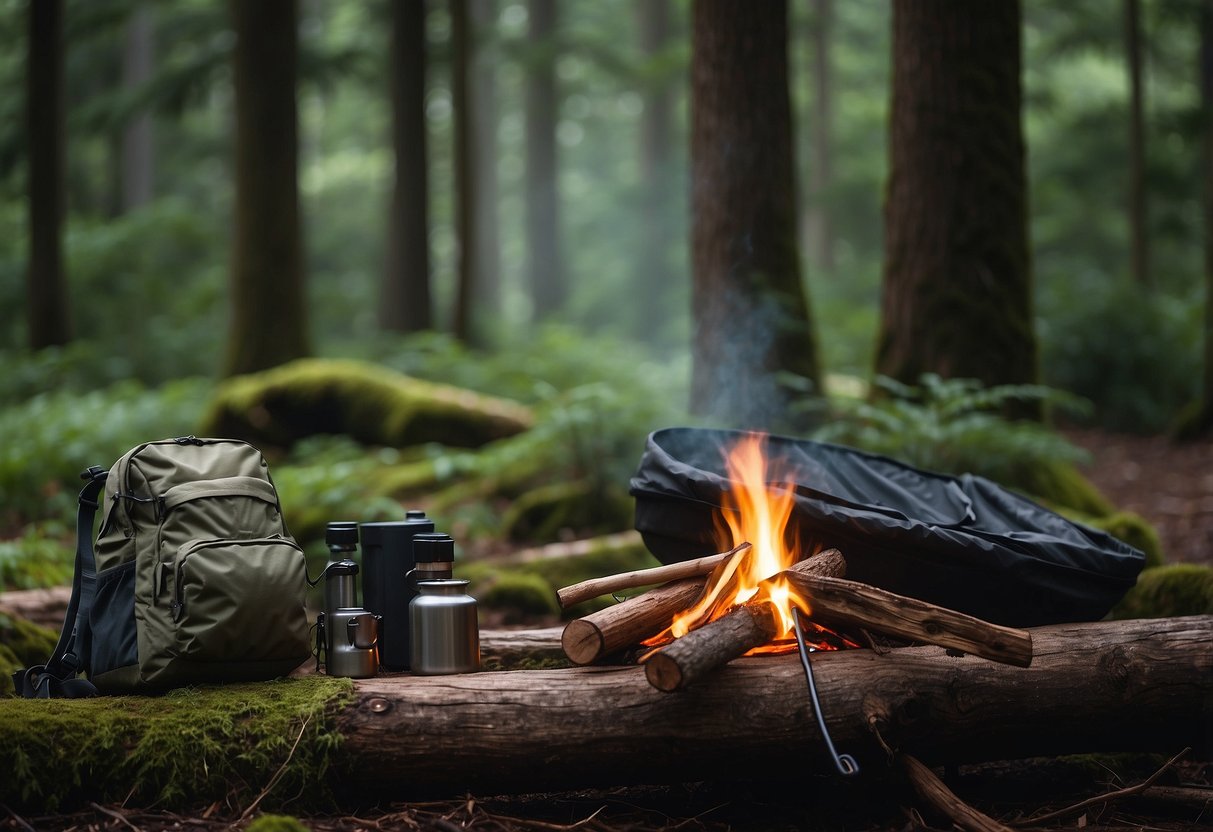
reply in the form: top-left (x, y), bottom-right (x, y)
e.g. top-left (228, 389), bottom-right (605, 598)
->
top-left (88, 802), bottom-right (143, 832)
top-left (1011, 747), bottom-right (1191, 827)
top-left (238, 715), bottom-right (312, 822)
top-left (899, 754), bottom-right (1012, 832)
top-left (0, 803), bottom-right (36, 832)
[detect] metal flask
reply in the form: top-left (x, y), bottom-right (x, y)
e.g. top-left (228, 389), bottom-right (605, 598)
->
top-left (326, 608), bottom-right (379, 679)
top-left (409, 579), bottom-right (480, 675)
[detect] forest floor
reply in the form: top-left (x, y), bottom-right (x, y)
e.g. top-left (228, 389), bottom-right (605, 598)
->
top-left (1065, 428), bottom-right (1213, 567)
top-left (4, 429), bottom-right (1211, 832)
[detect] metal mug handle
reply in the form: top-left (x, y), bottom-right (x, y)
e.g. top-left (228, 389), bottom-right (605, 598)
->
top-left (346, 613), bottom-right (378, 650)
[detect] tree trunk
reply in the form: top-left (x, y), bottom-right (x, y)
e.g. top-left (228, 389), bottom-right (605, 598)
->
top-left (877, 0), bottom-right (1036, 393)
top-left (452, 0), bottom-right (478, 344)
top-left (805, 0), bottom-right (835, 273)
top-left (121, 3), bottom-right (155, 213)
top-left (634, 0), bottom-right (674, 339)
top-left (1200, 0), bottom-right (1213, 433)
top-left (525, 0), bottom-right (564, 320)
top-left (225, 0), bottom-right (310, 377)
top-left (26, 0), bottom-right (71, 350)
top-left (472, 0), bottom-right (501, 326)
top-left (334, 616), bottom-right (1213, 798)
top-left (381, 0), bottom-right (432, 334)
top-left (689, 0), bottom-right (821, 431)
top-left (1126, 0), bottom-right (1150, 289)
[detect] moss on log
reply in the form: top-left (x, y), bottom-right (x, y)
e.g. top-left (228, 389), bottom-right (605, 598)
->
top-left (0, 611), bottom-right (58, 696)
top-left (501, 480), bottom-right (635, 543)
top-left (201, 358), bottom-right (534, 451)
top-left (0, 677), bottom-right (353, 812)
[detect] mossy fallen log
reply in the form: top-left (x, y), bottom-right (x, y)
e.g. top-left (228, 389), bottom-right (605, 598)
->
top-left (0, 677), bottom-right (354, 813)
top-left (332, 616), bottom-right (1212, 798)
top-left (201, 358), bottom-right (534, 451)
top-left (5, 619), bottom-right (1207, 812)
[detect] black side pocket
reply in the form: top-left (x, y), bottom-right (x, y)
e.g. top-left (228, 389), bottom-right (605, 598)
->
top-left (90, 561), bottom-right (137, 676)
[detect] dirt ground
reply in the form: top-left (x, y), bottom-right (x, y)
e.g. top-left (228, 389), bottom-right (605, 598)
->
top-left (1066, 429), bottom-right (1213, 567)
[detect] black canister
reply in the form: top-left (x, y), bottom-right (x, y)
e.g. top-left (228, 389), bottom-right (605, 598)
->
top-left (360, 511), bottom-right (434, 670)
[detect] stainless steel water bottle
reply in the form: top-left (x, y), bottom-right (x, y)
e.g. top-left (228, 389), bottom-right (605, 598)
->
top-left (361, 511), bottom-right (434, 670)
top-left (409, 579), bottom-right (480, 675)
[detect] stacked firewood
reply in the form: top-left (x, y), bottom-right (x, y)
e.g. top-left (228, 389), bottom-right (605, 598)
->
top-left (557, 545), bottom-right (1035, 692)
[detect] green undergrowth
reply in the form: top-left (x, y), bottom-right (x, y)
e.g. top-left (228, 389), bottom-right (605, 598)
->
top-left (1110, 564), bottom-right (1213, 619)
top-left (464, 536), bottom-right (659, 621)
top-left (0, 612), bottom-right (59, 695)
top-left (0, 676), bottom-right (354, 813)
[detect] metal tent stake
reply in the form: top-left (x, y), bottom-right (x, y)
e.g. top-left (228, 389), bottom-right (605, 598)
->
top-left (793, 608), bottom-right (860, 777)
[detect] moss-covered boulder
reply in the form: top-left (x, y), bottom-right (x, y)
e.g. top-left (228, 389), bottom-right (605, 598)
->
top-left (247, 814), bottom-right (312, 832)
top-left (201, 359), bottom-right (534, 451)
top-left (479, 572), bottom-right (561, 623)
top-left (1110, 564), bottom-right (1213, 619)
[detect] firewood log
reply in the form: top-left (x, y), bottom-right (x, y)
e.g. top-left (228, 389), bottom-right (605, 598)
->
top-left (643, 549), bottom-right (848, 691)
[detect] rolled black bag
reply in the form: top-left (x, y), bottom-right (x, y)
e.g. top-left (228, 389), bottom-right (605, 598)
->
top-left (629, 427), bottom-right (1145, 628)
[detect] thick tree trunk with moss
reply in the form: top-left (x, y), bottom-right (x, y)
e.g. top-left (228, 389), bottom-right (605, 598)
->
top-left (381, 0), bottom-right (432, 334)
top-left (27, 0), bottom-right (71, 350)
top-left (877, 0), bottom-right (1036, 392)
top-left (805, 0), bottom-right (834, 273)
top-left (225, 0), bottom-right (310, 377)
top-left (689, 0), bottom-right (821, 430)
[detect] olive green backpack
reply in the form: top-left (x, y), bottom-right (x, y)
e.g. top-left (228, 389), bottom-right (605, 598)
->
top-left (14, 437), bottom-right (311, 697)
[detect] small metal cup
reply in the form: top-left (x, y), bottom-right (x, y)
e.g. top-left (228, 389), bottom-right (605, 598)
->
top-left (409, 579), bottom-right (480, 675)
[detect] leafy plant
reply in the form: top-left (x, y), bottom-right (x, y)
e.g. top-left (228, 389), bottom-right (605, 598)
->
top-left (0, 378), bottom-right (210, 525)
top-left (814, 374), bottom-right (1093, 489)
top-left (0, 522), bottom-right (73, 591)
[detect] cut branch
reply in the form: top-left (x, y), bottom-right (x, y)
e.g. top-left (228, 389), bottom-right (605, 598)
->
top-left (643, 549), bottom-right (848, 691)
top-left (557, 542), bottom-right (750, 608)
top-left (900, 754), bottom-right (1012, 832)
top-left (783, 572), bottom-right (1033, 668)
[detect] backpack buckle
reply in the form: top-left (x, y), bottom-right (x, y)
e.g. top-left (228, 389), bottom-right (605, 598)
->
top-left (80, 465), bottom-right (108, 482)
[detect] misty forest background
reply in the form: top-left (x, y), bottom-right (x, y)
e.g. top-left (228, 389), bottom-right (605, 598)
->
top-left (2, 0), bottom-right (1212, 606)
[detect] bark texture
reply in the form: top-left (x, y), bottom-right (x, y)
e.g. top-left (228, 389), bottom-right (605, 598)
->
top-left (877, 0), bottom-right (1036, 391)
top-left (225, 0), bottom-right (310, 376)
top-left (27, 0), bottom-right (71, 349)
top-left (334, 616), bottom-right (1213, 798)
top-left (381, 0), bottom-right (432, 334)
top-left (1125, 0), bottom-right (1150, 289)
top-left (805, 0), bottom-right (834, 272)
top-left (690, 0), bottom-right (820, 430)
top-left (635, 0), bottom-right (675, 339)
top-left (471, 0), bottom-right (501, 318)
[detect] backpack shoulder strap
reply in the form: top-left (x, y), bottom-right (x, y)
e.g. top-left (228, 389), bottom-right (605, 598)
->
top-left (12, 467), bottom-right (108, 698)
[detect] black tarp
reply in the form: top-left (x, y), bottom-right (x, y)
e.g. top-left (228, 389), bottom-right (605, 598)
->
top-left (629, 427), bottom-right (1145, 627)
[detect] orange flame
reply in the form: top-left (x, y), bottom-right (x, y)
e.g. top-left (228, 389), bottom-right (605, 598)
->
top-left (647, 433), bottom-right (840, 654)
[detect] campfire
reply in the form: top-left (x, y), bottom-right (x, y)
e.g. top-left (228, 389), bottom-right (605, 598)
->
top-left (558, 433), bottom-right (1035, 692)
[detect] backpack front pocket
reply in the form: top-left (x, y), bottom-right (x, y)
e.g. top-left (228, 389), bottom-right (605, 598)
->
top-left (144, 536), bottom-right (310, 685)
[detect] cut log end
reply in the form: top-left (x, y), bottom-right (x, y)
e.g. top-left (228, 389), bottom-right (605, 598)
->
top-left (643, 652), bottom-right (683, 692)
top-left (560, 619), bottom-right (604, 666)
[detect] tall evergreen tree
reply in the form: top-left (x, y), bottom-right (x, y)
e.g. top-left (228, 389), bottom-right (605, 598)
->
top-left (224, 0), bottom-right (310, 376)
top-left (27, 0), bottom-right (71, 350)
top-left (634, 0), bottom-right (675, 339)
top-left (689, 0), bottom-right (821, 430)
top-left (525, 0), bottom-right (564, 320)
top-left (805, 0), bottom-right (835, 273)
top-left (452, 0), bottom-right (478, 344)
top-left (471, 0), bottom-right (501, 323)
top-left (877, 0), bottom-right (1036, 394)
top-left (1125, 0), bottom-right (1150, 289)
top-left (121, 3), bottom-right (155, 212)
top-left (381, 0), bottom-right (432, 334)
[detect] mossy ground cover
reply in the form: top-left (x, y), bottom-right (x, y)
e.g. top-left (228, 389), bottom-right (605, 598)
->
top-left (1, 676), bottom-right (353, 814)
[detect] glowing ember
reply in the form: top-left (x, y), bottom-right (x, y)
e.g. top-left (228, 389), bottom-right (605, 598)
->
top-left (646, 432), bottom-right (843, 654)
